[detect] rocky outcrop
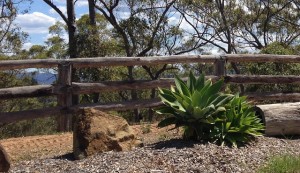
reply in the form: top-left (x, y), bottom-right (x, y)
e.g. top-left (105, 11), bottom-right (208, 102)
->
top-left (0, 143), bottom-right (10, 172)
top-left (73, 108), bottom-right (143, 160)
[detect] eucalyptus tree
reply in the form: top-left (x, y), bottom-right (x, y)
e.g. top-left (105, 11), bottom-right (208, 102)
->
top-left (176, 0), bottom-right (300, 52)
top-left (176, 0), bottom-right (300, 93)
top-left (94, 0), bottom-right (207, 121)
top-left (0, 0), bottom-right (30, 55)
top-left (43, 0), bottom-right (81, 112)
top-left (43, 0), bottom-right (77, 59)
top-left (176, 0), bottom-right (240, 53)
top-left (45, 22), bottom-right (68, 59)
top-left (75, 13), bottom-right (124, 103)
top-left (175, 0), bottom-right (247, 94)
top-left (235, 0), bottom-right (300, 49)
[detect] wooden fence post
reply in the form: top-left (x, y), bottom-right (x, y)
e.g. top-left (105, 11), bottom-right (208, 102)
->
top-left (214, 56), bottom-right (226, 91)
top-left (214, 56), bottom-right (226, 76)
top-left (57, 62), bottom-right (73, 132)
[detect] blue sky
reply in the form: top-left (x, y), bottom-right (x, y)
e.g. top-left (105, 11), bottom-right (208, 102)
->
top-left (16, 0), bottom-right (89, 49)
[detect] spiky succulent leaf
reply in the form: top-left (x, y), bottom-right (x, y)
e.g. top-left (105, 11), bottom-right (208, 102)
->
top-left (158, 116), bottom-right (178, 128)
top-left (174, 75), bottom-right (191, 97)
top-left (187, 71), bottom-right (196, 93)
top-left (195, 74), bottom-right (205, 91)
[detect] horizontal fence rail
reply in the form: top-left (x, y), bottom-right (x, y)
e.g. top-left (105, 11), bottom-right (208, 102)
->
top-left (2, 75), bottom-right (300, 99)
top-left (1, 54), bottom-right (300, 70)
top-left (1, 54), bottom-right (300, 126)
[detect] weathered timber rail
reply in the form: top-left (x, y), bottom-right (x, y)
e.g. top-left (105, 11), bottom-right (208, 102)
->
top-left (1, 54), bottom-right (300, 127)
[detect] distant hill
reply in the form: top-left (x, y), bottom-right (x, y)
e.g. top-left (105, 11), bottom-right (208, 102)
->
top-left (33, 72), bottom-right (57, 84)
top-left (18, 72), bottom-right (57, 85)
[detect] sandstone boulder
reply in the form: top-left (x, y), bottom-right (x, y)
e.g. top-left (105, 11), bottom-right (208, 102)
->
top-left (0, 143), bottom-right (10, 172)
top-left (73, 108), bottom-right (143, 160)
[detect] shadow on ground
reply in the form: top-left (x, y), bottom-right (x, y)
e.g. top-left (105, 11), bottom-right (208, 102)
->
top-left (52, 153), bottom-right (75, 161)
top-left (148, 138), bottom-right (200, 149)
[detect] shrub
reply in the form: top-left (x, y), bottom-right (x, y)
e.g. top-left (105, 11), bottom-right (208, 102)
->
top-left (156, 72), bottom-right (264, 146)
top-left (141, 122), bottom-right (151, 134)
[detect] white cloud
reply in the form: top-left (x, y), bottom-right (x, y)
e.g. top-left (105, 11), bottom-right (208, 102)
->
top-left (117, 11), bottom-right (130, 20)
top-left (210, 48), bottom-right (222, 55)
top-left (168, 16), bottom-right (178, 25)
top-left (22, 42), bottom-right (33, 50)
top-left (179, 18), bottom-right (195, 32)
top-left (168, 14), bottom-right (194, 32)
top-left (76, 1), bottom-right (88, 7)
top-left (49, 5), bottom-right (67, 15)
top-left (15, 12), bottom-right (56, 34)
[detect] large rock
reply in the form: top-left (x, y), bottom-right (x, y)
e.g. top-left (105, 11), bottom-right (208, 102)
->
top-left (73, 108), bottom-right (143, 160)
top-left (0, 143), bottom-right (10, 172)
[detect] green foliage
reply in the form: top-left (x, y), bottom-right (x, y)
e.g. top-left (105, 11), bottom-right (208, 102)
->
top-left (0, 69), bottom-right (58, 139)
top-left (258, 154), bottom-right (300, 173)
top-left (0, 96), bottom-right (58, 139)
top-left (211, 95), bottom-right (264, 147)
top-left (140, 122), bottom-right (152, 134)
top-left (243, 42), bottom-right (300, 95)
top-left (76, 14), bottom-right (122, 58)
top-left (156, 72), bottom-right (264, 146)
top-left (0, 117), bottom-right (57, 139)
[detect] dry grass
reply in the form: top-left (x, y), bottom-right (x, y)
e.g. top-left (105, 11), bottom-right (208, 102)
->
top-left (0, 123), bottom-right (177, 163)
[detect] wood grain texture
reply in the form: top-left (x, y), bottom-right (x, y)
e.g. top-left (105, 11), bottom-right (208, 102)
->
top-left (0, 85), bottom-right (53, 99)
top-left (256, 102), bottom-right (300, 136)
top-left (225, 75), bottom-right (300, 84)
top-left (0, 107), bottom-right (63, 124)
top-left (1, 54), bottom-right (300, 70)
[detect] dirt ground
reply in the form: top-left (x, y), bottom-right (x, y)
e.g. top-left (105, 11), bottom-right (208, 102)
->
top-left (0, 123), bottom-right (179, 163)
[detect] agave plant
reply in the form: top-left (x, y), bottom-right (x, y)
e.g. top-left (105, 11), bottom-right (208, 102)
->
top-left (156, 72), bottom-right (265, 146)
top-left (210, 95), bottom-right (265, 147)
top-left (156, 72), bottom-right (234, 140)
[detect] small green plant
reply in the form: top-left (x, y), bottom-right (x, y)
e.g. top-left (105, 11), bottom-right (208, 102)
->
top-left (140, 123), bottom-right (151, 134)
top-left (158, 133), bottom-right (169, 141)
top-left (156, 72), bottom-right (264, 146)
top-left (258, 154), bottom-right (300, 173)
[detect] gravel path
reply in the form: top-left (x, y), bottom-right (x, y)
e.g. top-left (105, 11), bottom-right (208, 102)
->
top-left (9, 136), bottom-right (300, 173)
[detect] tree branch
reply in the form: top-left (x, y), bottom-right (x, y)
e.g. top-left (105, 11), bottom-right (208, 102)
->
top-left (43, 0), bottom-right (69, 25)
top-left (137, 0), bottom-right (176, 57)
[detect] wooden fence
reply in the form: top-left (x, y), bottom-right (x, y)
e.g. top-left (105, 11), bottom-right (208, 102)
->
top-left (1, 54), bottom-right (300, 130)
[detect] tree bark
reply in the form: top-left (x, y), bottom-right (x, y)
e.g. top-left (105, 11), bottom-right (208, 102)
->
top-left (66, 0), bottom-right (77, 59)
top-left (88, 0), bottom-right (100, 103)
top-left (66, 0), bottom-right (79, 108)
top-left (255, 102), bottom-right (300, 136)
top-left (88, 0), bottom-right (96, 26)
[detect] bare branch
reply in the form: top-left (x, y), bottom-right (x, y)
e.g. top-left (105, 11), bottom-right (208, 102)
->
top-left (43, 0), bottom-right (69, 25)
top-left (137, 0), bottom-right (176, 57)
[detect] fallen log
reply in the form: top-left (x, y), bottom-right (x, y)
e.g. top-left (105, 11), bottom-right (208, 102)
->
top-left (255, 102), bottom-right (300, 136)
